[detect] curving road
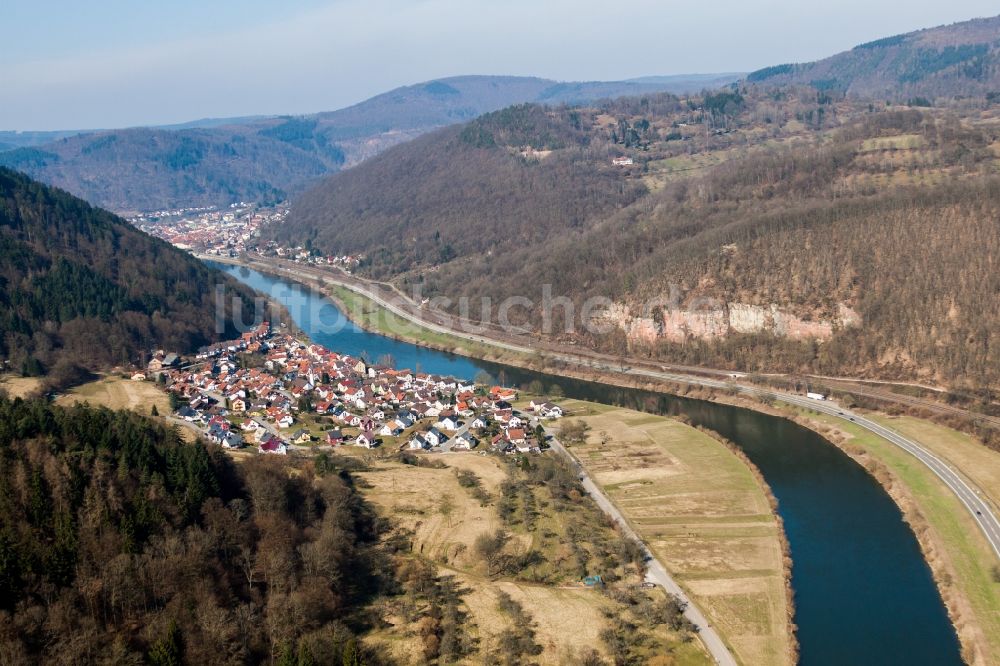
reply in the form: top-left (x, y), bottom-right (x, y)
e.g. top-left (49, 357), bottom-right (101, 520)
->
top-left (219, 255), bottom-right (1000, 563)
top-left (781, 397), bottom-right (1000, 560)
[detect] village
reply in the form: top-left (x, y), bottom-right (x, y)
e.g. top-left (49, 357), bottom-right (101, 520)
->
top-left (149, 321), bottom-right (564, 457)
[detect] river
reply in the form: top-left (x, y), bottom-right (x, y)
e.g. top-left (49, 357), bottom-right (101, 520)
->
top-left (212, 261), bottom-right (963, 666)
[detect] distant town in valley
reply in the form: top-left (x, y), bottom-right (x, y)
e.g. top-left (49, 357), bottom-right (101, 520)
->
top-left (133, 202), bottom-right (287, 256)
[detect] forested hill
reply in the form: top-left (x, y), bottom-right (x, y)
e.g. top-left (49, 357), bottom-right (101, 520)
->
top-left (0, 168), bottom-right (257, 381)
top-left (274, 89), bottom-right (1000, 387)
top-left (0, 396), bottom-right (388, 664)
top-left (0, 74), bottom-right (738, 214)
top-left (745, 14), bottom-right (1000, 101)
top-left (270, 104), bottom-right (649, 267)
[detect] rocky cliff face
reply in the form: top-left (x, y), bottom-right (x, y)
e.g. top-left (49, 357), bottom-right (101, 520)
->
top-left (601, 301), bottom-right (860, 344)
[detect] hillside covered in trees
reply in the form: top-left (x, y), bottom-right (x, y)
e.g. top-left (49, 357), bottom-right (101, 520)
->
top-left (0, 395), bottom-right (704, 665)
top-left (274, 86), bottom-right (1000, 387)
top-left (0, 168), bottom-right (258, 381)
top-left (271, 104), bottom-right (648, 269)
top-left (745, 14), bottom-right (1000, 102)
top-left (0, 75), bottom-right (735, 214)
top-left (0, 396), bottom-right (388, 664)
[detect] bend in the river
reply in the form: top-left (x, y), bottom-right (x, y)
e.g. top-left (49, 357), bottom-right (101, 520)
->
top-left (213, 261), bottom-right (963, 666)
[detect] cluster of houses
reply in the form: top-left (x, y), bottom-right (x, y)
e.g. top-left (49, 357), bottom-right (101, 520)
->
top-left (257, 242), bottom-right (362, 271)
top-left (137, 203), bottom-right (287, 256)
top-left (158, 322), bottom-right (563, 457)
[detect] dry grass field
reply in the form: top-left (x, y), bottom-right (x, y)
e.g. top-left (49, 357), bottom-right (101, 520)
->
top-left (55, 375), bottom-right (170, 415)
top-left (359, 452), bottom-right (711, 665)
top-left (361, 454), bottom-right (506, 569)
top-left (0, 374), bottom-right (44, 398)
top-left (457, 575), bottom-right (613, 665)
top-left (860, 133), bottom-right (926, 151)
top-left (556, 399), bottom-right (793, 666)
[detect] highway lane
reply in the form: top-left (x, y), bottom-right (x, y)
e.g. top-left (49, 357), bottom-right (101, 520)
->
top-left (787, 397), bottom-right (1000, 560)
top-left (613, 364), bottom-right (1000, 562)
top-left (224, 256), bottom-right (1000, 562)
top-left (810, 378), bottom-right (1000, 430)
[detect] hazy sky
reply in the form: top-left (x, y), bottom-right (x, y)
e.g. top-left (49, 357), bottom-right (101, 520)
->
top-left (2, 0), bottom-right (998, 130)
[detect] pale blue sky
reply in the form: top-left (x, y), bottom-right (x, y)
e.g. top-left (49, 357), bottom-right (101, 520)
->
top-left (1, 0), bottom-right (998, 130)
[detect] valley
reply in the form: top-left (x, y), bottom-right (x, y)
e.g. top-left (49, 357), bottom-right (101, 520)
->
top-left (0, 75), bottom-right (739, 214)
top-left (5, 8), bottom-right (1000, 665)
top-left (212, 261), bottom-right (971, 665)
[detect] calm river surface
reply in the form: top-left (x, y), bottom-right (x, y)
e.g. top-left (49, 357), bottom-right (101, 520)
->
top-left (213, 261), bottom-right (963, 666)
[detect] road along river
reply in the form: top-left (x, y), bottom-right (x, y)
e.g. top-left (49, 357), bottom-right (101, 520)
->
top-left (213, 261), bottom-right (963, 666)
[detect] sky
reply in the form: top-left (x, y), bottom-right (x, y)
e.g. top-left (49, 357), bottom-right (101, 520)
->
top-left (1, 0), bottom-right (998, 130)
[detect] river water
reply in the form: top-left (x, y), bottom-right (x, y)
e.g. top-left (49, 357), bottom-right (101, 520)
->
top-left (212, 261), bottom-right (963, 666)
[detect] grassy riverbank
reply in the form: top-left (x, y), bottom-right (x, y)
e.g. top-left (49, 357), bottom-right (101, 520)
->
top-left (327, 284), bottom-right (533, 366)
top-left (785, 406), bottom-right (1000, 666)
top-left (238, 259), bottom-right (984, 664)
top-left (554, 400), bottom-right (795, 666)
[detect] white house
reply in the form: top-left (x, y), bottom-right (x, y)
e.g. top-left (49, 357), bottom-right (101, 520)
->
top-left (436, 415), bottom-right (462, 431)
top-left (424, 428), bottom-right (448, 448)
top-left (258, 436), bottom-right (287, 455)
top-left (539, 403), bottom-right (564, 419)
top-left (380, 423), bottom-right (404, 437)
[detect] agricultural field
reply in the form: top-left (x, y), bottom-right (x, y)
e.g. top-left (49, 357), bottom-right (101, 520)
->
top-left (358, 451), bottom-right (709, 665)
top-left (859, 133), bottom-right (927, 151)
top-left (556, 399), bottom-right (793, 666)
top-left (643, 150), bottom-right (735, 190)
top-left (55, 375), bottom-right (170, 415)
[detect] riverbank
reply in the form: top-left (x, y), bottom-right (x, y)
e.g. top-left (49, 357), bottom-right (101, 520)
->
top-left (212, 256), bottom-right (968, 665)
top-left (691, 390), bottom-right (997, 664)
top-left (326, 285), bottom-right (538, 369)
top-left (552, 399), bottom-right (796, 666)
top-left (777, 405), bottom-right (1000, 666)
top-left (329, 271), bottom-right (982, 664)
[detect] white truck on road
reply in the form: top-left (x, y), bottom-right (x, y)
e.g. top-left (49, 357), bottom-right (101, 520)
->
top-left (806, 392), bottom-right (827, 401)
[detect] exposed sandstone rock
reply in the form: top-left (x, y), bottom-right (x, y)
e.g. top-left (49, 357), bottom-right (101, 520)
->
top-left (601, 300), bottom-right (861, 344)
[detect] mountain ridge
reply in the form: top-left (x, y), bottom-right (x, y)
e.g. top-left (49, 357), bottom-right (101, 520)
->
top-left (0, 73), bottom-right (739, 213)
top-left (745, 14), bottom-right (1000, 100)
top-left (272, 83), bottom-right (1000, 386)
